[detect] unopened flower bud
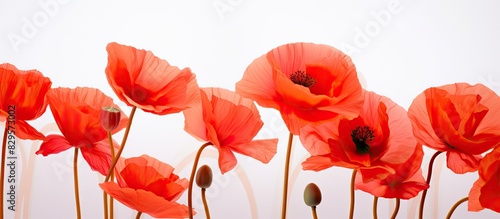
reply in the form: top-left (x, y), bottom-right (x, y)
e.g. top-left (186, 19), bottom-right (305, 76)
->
top-left (196, 165), bottom-right (213, 189)
top-left (304, 183), bottom-right (322, 207)
top-left (100, 106), bottom-right (121, 131)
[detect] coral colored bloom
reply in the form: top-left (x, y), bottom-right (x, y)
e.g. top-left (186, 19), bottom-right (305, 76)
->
top-left (100, 155), bottom-right (191, 218)
top-left (36, 87), bottom-right (128, 175)
top-left (301, 91), bottom-right (416, 182)
top-left (468, 147), bottom-right (500, 213)
top-left (408, 83), bottom-right (500, 174)
top-left (183, 87), bottom-right (278, 174)
top-left (0, 63), bottom-right (52, 140)
top-left (235, 42), bottom-right (364, 134)
top-left (105, 42), bottom-right (200, 115)
top-left (355, 144), bottom-right (429, 199)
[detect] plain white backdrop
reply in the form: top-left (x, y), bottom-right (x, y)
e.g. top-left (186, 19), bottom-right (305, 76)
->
top-left (1, 0), bottom-right (500, 218)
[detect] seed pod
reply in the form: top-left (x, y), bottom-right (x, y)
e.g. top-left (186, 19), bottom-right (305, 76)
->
top-left (196, 165), bottom-right (213, 189)
top-left (100, 106), bottom-right (121, 131)
top-left (304, 183), bottom-right (322, 207)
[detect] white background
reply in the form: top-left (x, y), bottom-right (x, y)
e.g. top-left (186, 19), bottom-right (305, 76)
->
top-left (1, 0), bottom-right (500, 218)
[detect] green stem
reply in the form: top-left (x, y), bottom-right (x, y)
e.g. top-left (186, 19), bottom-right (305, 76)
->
top-left (188, 142), bottom-right (212, 219)
top-left (74, 148), bottom-right (82, 219)
top-left (349, 169), bottom-right (357, 219)
top-left (311, 206), bottom-right (318, 219)
top-left (418, 151), bottom-right (442, 219)
top-left (281, 132), bottom-right (294, 219)
top-left (391, 198), bottom-right (400, 219)
top-left (445, 197), bottom-right (468, 219)
top-left (201, 188), bottom-right (211, 219)
top-left (373, 196), bottom-right (378, 219)
top-left (1, 127), bottom-right (8, 217)
top-left (104, 106), bottom-right (136, 182)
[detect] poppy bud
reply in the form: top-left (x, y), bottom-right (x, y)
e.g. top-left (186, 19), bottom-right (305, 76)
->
top-left (100, 106), bottom-right (121, 131)
top-left (304, 183), bottom-right (322, 207)
top-left (196, 165), bottom-right (213, 189)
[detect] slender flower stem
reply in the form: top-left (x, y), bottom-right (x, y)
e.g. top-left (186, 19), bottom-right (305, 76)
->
top-left (311, 206), bottom-right (318, 219)
top-left (445, 197), bottom-right (468, 219)
top-left (105, 106), bottom-right (137, 183)
top-left (188, 142), bottom-right (212, 219)
top-left (109, 195), bottom-right (114, 219)
top-left (349, 169), bottom-right (357, 219)
top-left (281, 132), bottom-right (294, 219)
top-left (419, 151), bottom-right (443, 219)
top-left (201, 188), bottom-right (211, 219)
top-left (1, 127), bottom-right (8, 217)
top-left (391, 198), bottom-right (400, 219)
top-left (103, 131), bottom-right (115, 219)
top-left (74, 148), bottom-right (82, 219)
top-left (135, 211), bottom-right (142, 219)
top-left (103, 192), bottom-right (109, 219)
top-left (373, 196), bottom-right (379, 219)
top-left (108, 131), bottom-right (115, 219)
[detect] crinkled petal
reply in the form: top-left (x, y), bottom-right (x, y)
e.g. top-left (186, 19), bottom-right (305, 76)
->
top-left (468, 179), bottom-right (484, 212)
top-left (217, 146), bottom-right (237, 174)
top-left (36, 135), bottom-right (72, 156)
top-left (80, 139), bottom-right (120, 176)
top-left (446, 150), bottom-right (482, 174)
top-left (301, 155), bottom-right (335, 171)
top-left (235, 54), bottom-right (281, 109)
top-left (105, 42), bottom-right (200, 115)
top-left (229, 139), bottom-right (278, 164)
top-left (12, 120), bottom-right (45, 140)
top-left (100, 182), bottom-right (191, 218)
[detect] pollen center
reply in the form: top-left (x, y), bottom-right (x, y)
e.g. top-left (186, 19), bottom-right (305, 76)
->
top-left (351, 126), bottom-right (375, 154)
top-left (290, 70), bottom-right (316, 88)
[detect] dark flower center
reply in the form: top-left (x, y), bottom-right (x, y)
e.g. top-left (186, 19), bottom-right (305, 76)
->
top-left (351, 126), bottom-right (375, 154)
top-left (132, 86), bottom-right (148, 102)
top-left (290, 71), bottom-right (316, 88)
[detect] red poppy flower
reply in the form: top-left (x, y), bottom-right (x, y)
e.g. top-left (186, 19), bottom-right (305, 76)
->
top-left (301, 91), bottom-right (416, 182)
top-left (36, 87), bottom-right (128, 175)
top-left (100, 155), bottom-right (191, 218)
top-left (105, 42), bottom-right (200, 115)
top-left (183, 87), bottom-right (279, 174)
top-left (408, 83), bottom-right (500, 174)
top-left (354, 143), bottom-right (429, 199)
top-left (468, 146), bottom-right (500, 213)
top-left (0, 63), bottom-right (52, 140)
top-left (235, 42), bottom-right (364, 134)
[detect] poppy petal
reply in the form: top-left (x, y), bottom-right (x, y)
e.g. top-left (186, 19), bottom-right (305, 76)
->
top-left (299, 121), bottom-right (338, 156)
top-left (137, 155), bottom-right (175, 178)
top-left (229, 139), bottom-right (278, 164)
top-left (217, 146), bottom-right (237, 174)
top-left (12, 120), bottom-right (45, 140)
top-left (105, 42), bottom-right (200, 115)
top-left (446, 150), bottom-right (481, 174)
top-left (235, 54), bottom-right (280, 109)
top-left (100, 182), bottom-right (191, 218)
top-left (46, 87), bottom-right (127, 147)
top-left (301, 155), bottom-right (335, 171)
top-left (478, 175), bottom-right (500, 212)
top-left (0, 63), bottom-right (52, 123)
top-left (468, 179), bottom-right (484, 212)
top-left (36, 135), bottom-right (72, 156)
top-left (236, 42), bottom-right (364, 134)
top-left (182, 90), bottom-right (207, 142)
top-left (80, 139), bottom-right (120, 176)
